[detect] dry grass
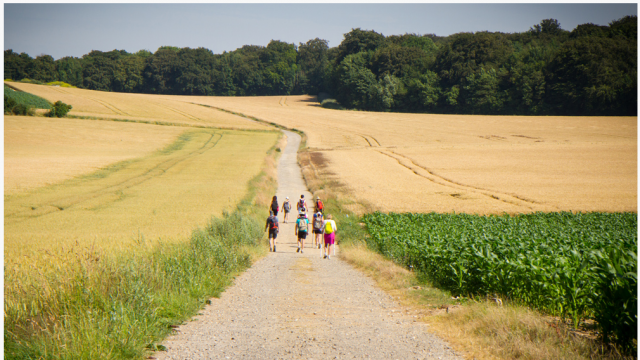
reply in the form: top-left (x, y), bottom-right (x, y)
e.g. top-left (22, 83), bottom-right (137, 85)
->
top-left (339, 242), bottom-right (628, 360)
top-left (427, 301), bottom-right (628, 360)
top-left (5, 82), bottom-right (271, 130)
top-left (182, 95), bottom-right (637, 214)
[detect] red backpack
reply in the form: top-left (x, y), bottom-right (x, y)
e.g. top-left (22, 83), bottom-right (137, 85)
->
top-left (316, 199), bottom-right (324, 210)
top-left (268, 216), bottom-right (279, 231)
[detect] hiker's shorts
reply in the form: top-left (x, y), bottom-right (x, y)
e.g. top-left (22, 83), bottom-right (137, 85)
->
top-left (324, 232), bottom-right (335, 245)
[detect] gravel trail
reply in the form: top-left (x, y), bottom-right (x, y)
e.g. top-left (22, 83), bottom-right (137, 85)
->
top-left (155, 130), bottom-right (462, 360)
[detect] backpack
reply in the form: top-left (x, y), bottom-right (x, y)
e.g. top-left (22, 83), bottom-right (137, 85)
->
top-left (271, 201), bottom-right (278, 213)
top-left (316, 200), bottom-right (324, 210)
top-left (325, 220), bottom-right (334, 234)
top-left (313, 217), bottom-right (323, 230)
top-left (298, 199), bottom-right (306, 210)
top-left (297, 218), bottom-right (307, 232)
top-left (269, 216), bottom-right (279, 231)
top-left (283, 201), bottom-right (290, 211)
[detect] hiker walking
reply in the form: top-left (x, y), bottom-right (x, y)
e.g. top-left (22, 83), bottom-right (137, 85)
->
top-left (297, 194), bottom-right (308, 216)
top-left (323, 214), bottom-right (337, 259)
top-left (295, 210), bottom-right (309, 253)
top-left (265, 210), bottom-right (279, 252)
top-left (315, 197), bottom-right (324, 214)
top-left (270, 196), bottom-right (279, 217)
top-left (312, 211), bottom-right (324, 250)
top-left (281, 197), bottom-right (291, 223)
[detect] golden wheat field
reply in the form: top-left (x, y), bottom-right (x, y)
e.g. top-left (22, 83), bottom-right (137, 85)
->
top-left (5, 115), bottom-right (189, 193)
top-left (6, 82), bottom-right (271, 130)
top-left (5, 128), bottom-right (278, 261)
top-left (5, 83), bottom-right (281, 276)
top-left (182, 95), bottom-right (637, 214)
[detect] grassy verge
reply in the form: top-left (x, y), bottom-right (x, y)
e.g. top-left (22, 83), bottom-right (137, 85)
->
top-left (4, 132), bottom-right (283, 359)
top-left (296, 146), bottom-right (634, 360)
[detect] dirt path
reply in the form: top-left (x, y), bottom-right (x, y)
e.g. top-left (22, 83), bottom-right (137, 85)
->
top-left (155, 130), bottom-right (462, 359)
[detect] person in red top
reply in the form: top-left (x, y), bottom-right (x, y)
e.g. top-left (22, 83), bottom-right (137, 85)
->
top-left (315, 196), bottom-right (324, 214)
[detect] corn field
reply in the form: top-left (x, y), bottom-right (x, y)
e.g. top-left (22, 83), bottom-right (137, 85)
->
top-left (364, 212), bottom-right (637, 351)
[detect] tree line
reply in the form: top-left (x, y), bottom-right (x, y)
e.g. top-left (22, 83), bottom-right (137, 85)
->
top-left (5, 17), bottom-right (636, 116)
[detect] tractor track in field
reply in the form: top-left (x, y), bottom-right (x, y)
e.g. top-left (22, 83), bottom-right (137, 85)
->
top-left (375, 149), bottom-right (554, 211)
top-left (5, 132), bottom-right (223, 223)
top-left (157, 102), bottom-right (203, 122)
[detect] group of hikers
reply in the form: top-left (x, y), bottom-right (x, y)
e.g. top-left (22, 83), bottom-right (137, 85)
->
top-left (265, 194), bottom-right (337, 259)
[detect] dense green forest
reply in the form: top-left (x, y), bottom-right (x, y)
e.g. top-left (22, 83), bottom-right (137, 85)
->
top-left (5, 17), bottom-right (637, 116)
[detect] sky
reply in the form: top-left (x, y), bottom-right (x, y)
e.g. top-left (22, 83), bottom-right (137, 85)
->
top-left (4, 3), bottom-right (638, 60)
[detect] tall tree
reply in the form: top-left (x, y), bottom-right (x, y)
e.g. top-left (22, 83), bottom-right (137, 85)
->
top-left (260, 40), bottom-right (298, 95)
top-left (463, 68), bottom-right (505, 114)
top-left (297, 38), bottom-right (329, 95)
top-left (334, 52), bottom-right (378, 109)
top-left (434, 32), bottom-right (514, 89)
top-left (28, 55), bottom-right (57, 82)
top-left (173, 47), bottom-right (216, 95)
top-left (548, 35), bottom-right (637, 115)
top-left (4, 50), bottom-right (32, 80)
top-left (335, 28), bottom-right (386, 65)
top-left (55, 56), bottom-right (84, 87)
top-left (143, 48), bottom-right (179, 94)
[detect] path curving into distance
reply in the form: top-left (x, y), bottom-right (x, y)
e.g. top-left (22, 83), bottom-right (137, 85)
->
top-left (155, 130), bottom-right (462, 360)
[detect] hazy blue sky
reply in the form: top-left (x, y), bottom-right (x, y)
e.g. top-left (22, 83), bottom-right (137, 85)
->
top-left (4, 3), bottom-right (638, 59)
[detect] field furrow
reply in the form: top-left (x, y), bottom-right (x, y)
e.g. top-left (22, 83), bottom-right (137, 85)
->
top-left (6, 132), bottom-right (223, 223)
top-left (157, 102), bottom-right (203, 122)
top-left (84, 96), bottom-right (129, 115)
top-left (376, 149), bottom-right (555, 212)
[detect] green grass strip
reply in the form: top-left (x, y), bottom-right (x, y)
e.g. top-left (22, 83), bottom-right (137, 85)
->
top-left (4, 85), bottom-right (52, 109)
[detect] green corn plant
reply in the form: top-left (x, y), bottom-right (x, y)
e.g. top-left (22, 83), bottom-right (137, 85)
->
top-left (591, 248), bottom-right (637, 352)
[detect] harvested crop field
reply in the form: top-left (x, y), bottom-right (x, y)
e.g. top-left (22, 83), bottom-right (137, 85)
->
top-left (5, 82), bottom-right (271, 130)
top-left (184, 95), bottom-right (637, 214)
